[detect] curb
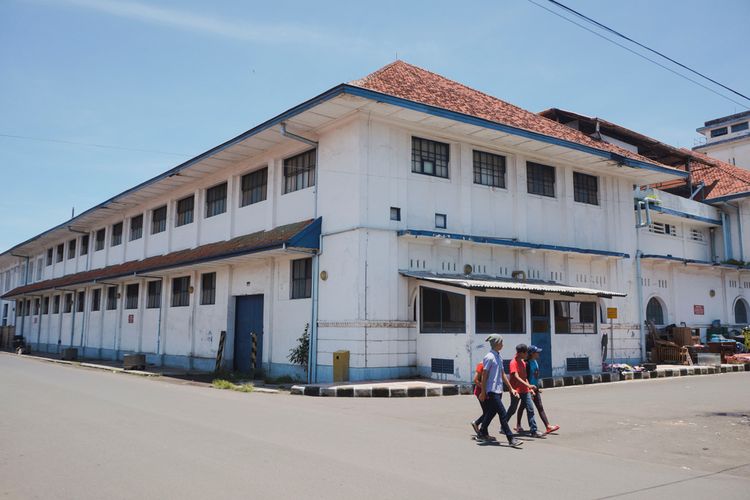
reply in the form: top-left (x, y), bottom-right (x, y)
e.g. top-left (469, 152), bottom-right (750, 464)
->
top-left (291, 363), bottom-right (750, 397)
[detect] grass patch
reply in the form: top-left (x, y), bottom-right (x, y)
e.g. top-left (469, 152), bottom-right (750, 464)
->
top-left (212, 379), bottom-right (254, 393)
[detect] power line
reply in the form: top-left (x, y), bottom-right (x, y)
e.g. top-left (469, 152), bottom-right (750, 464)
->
top-left (525, 0), bottom-right (749, 109)
top-left (547, 0), bottom-right (750, 103)
top-left (0, 133), bottom-right (191, 157)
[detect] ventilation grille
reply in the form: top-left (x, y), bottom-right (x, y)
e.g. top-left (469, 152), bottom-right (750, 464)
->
top-left (431, 358), bottom-right (454, 375)
top-left (566, 357), bottom-right (590, 372)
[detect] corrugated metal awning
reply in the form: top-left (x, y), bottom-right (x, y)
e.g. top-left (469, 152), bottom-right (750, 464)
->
top-left (400, 271), bottom-right (626, 298)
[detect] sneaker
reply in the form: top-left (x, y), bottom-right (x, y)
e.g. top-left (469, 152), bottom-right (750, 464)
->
top-left (471, 421), bottom-right (480, 435)
top-left (530, 431), bottom-right (546, 438)
top-left (508, 438), bottom-right (524, 448)
top-left (477, 433), bottom-right (497, 442)
top-left (545, 425), bottom-right (560, 434)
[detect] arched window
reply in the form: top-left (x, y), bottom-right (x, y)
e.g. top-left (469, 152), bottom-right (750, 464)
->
top-left (735, 299), bottom-right (748, 325)
top-left (646, 297), bottom-right (664, 325)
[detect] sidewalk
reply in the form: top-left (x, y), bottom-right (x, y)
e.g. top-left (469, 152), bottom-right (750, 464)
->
top-left (291, 362), bottom-right (750, 397)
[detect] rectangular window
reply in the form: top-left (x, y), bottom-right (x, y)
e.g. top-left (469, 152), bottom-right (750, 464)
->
top-left (64, 293), bottom-right (73, 313)
top-left (690, 228), bottom-right (706, 242)
top-left (42, 296), bottom-right (50, 314)
top-left (711, 127), bottom-right (728, 137)
top-left (200, 272), bottom-right (216, 305)
top-left (125, 283), bottom-right (139, 309)
top-left (473, 150), bottom-right (506, 188)
top-left (648, 222), bottom-right (678, 237)
top-left (171, 276), bottom-right (190, 307)
top-left (77, 291), bottom-right (85, 313)
top-left (33, 298), bottom-right (40, 316)
top-left (475, 297), bottom-right (526, 334)
top-left (95, 229), bottom-right (106, 251)
top-left (283, 149), bottom-right (316, 194)
top-left (36, 259), bottom-right (42, 281)
top-left (91, 289), bottom-right (101, 312)
top-left (527, 162), bottom-right (556, 197)
top-left (111, 222), bottom-right (123, 246)
top-left (25, 299), bottom-right (31, 316)
top-left (53, 295), bottom-right (60, 314)
top-left (412, 137), bottom-right (449, 178)
top-left (68, 239), bottom-right (76, 259)
top-left (290, 258), bottom-right (312, 299)
top-left (390, 207), bottom-right (401, 221)
top-left (17, 300), bottom-right (23, 317)
top-left (56, 244), bottom-right (64, 262)
top-left (554, 301), bottom-right (597, 334)
top-left (240, 167), bottom-right (268, 207)
top-left (176, 195), bottom-right (194, 226)
top-left (147, 281), bottom-right (162, 309)
top-left (435, 213), bottom-right (447, 229)
top-left (80, 234), bottom-right (89, 255)
top-left (420, 287), bottom-right (466, 333)
top-left (46, 248), bottom-right (53, 266)
top-left (732, 122), bottom-right (749, 133)
top-left (573, 172), bottom-right (599, 205)
top-left (152, 206), bottom-right (167, 234)
top-left (130, 215), bottom-right (143, 241)
top-left (206, 183), bottom-right (227, 218)
top-left (106, 286), bottom-right (117, 310)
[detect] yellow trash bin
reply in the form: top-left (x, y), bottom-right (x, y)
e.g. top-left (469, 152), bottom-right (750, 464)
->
top-left (333, 350), bottom-right (350, 382)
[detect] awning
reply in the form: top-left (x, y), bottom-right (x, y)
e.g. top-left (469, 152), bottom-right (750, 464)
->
top-left (400, 271), bottom-right (626, 298)
top-left (2, 218), bottom-right (321, 299)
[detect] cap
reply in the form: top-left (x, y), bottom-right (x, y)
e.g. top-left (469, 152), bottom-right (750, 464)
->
top-left (528, 345), bottom-right (543, 354)
top-left (485, 334), bottom-right (504, 347)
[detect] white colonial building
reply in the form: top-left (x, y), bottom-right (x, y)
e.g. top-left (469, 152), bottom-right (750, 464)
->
top-left (2, 62), bottom-right (749, 382)
top-left (694, 110), bottom-right (750, 169)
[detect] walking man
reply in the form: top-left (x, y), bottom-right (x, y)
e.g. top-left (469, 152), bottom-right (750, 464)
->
top-left (477, 334), bottom-right (523, 447)
top-left (506, 344), bottom-right (545, 438)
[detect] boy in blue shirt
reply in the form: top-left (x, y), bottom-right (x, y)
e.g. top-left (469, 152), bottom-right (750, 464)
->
top-left (515, 345), bottom-right (560, 435)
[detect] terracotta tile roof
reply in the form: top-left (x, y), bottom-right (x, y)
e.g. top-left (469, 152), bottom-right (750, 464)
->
top-left (3, 219), bottom-right (317, 299)
top-left (351, 61), bottom-right (670, 168)
top-left (682, 149), bottom-right (750, 199)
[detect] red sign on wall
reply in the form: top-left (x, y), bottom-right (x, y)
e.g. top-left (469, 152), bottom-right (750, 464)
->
top-left (693, 305), bottom-right (705, 315)
top-left (128, 314), bottom-right (134, 324)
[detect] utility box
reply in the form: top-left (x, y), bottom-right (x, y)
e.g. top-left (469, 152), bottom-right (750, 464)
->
top-left (61, 348), bottom-right (78, 361)
top-left (123, 353), bottom-right (146, 370)
top-left (333, 350), bottom-right (350, 382)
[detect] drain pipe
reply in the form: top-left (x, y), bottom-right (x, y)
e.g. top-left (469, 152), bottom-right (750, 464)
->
top-left (635, 249), bottom-right (646, 361)
top-left (280, 123), bottom-right (320, 383)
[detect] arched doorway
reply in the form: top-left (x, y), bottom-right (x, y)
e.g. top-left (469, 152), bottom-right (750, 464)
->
top-left (646, 297), bottom-right (665, 325)
top-left (734, 298), bottom-right (749, 325)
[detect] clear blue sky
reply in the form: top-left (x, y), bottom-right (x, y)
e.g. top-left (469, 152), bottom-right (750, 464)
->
top-left (1, 0), bottom-right (749, 252)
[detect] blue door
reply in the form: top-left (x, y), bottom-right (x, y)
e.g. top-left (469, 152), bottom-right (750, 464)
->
top-left (530, 299), bottom-right (552, 378)
top-left (234, 295), bottom-right (264, 374)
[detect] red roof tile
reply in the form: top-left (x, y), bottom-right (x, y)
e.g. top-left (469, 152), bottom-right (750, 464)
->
top-left (351, 61), bottom-right (670, 168)
top-left (682, 149), bottom-right (750, 199)
top-left (3, 220), bottom-right (315, 299)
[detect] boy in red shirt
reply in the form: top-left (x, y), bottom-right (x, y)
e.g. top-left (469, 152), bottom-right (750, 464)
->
top-left (505, 344), bottom-right (544, 438)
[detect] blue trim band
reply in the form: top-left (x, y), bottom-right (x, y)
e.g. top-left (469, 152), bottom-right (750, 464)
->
top-left (648, 204), bottom-right (722, 225)
top-left (707, 191), bottom-right (750, 203)
top-left (399, 229), bottom-right (629, 258)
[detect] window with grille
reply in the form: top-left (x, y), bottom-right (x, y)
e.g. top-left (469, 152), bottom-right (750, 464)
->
top-left (241, 167), bottom-right (268, 207)
top-left (554, 301), bottom-right (597, 334)
top-left (130, 215), bottom-right (143, 241)
top-left (42, 296), bottom-right (49, 314)
top-left (91, 289), bottom-right (101, 312)
top-left (176, 195), bottom-right (194, 226)
top-left (46, 248), bottom-right (53, 266)
top-left (732, 122), bottom-right (749, 133)
top-left (64, 293), bottom-right (73, 313)
top-left (68, 239), bottom-right (76, 259)
top-left (125, 284), bottom-right (139, 309)
top-left (200, 272), bottom-right (216, 305)
top-left (106, 286), bottom-right (117, 310)
top-left (152, 206), bottom-right (167, 234)
top-left (420, 287), bottom-right (466, 333)
top-left (390, 207), bottom-right (401, 221)
top-left (473, 150), bottom-right (506, 188)
top-left (412, 137), bottom-right (449, 178)
top-left (81, 234), bottom-right (89, 255)
top-left (573, 172), bottom-right (599, 205)
top-left (77, 291), bottom-right (85, 313)
top-left (648, 222), bottom-right (678, 237)
top-left (290, 258), bottom-right (312, 299)
top-left (95, 228), bottom-right (106, 250)
top-left (53, 295), bottom-right (60, 314)
top-left (206, 183), bottom-right (227, 217)
top-left (56, 244), bottom-right (64, 262)
top-left (171, 276), bottom-right (190, 307)
top-left (475, 297), bottom-right (526, 334)
top-left (111, 222), bottom-right (123, 246)
top-left (435, 213), bottom-right (447, 229)
top-left (284, 149), bottom-right (316, 194)
top-left (147, 281), bottom-right (162, 309)
top-left (711, 127), bottom-right (728, 138)
top-left (527, 162), bottom-right (556, 197)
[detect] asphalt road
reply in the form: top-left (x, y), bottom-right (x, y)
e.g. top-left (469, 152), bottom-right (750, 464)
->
top-left (1, 354), bottom-right (749, 500)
